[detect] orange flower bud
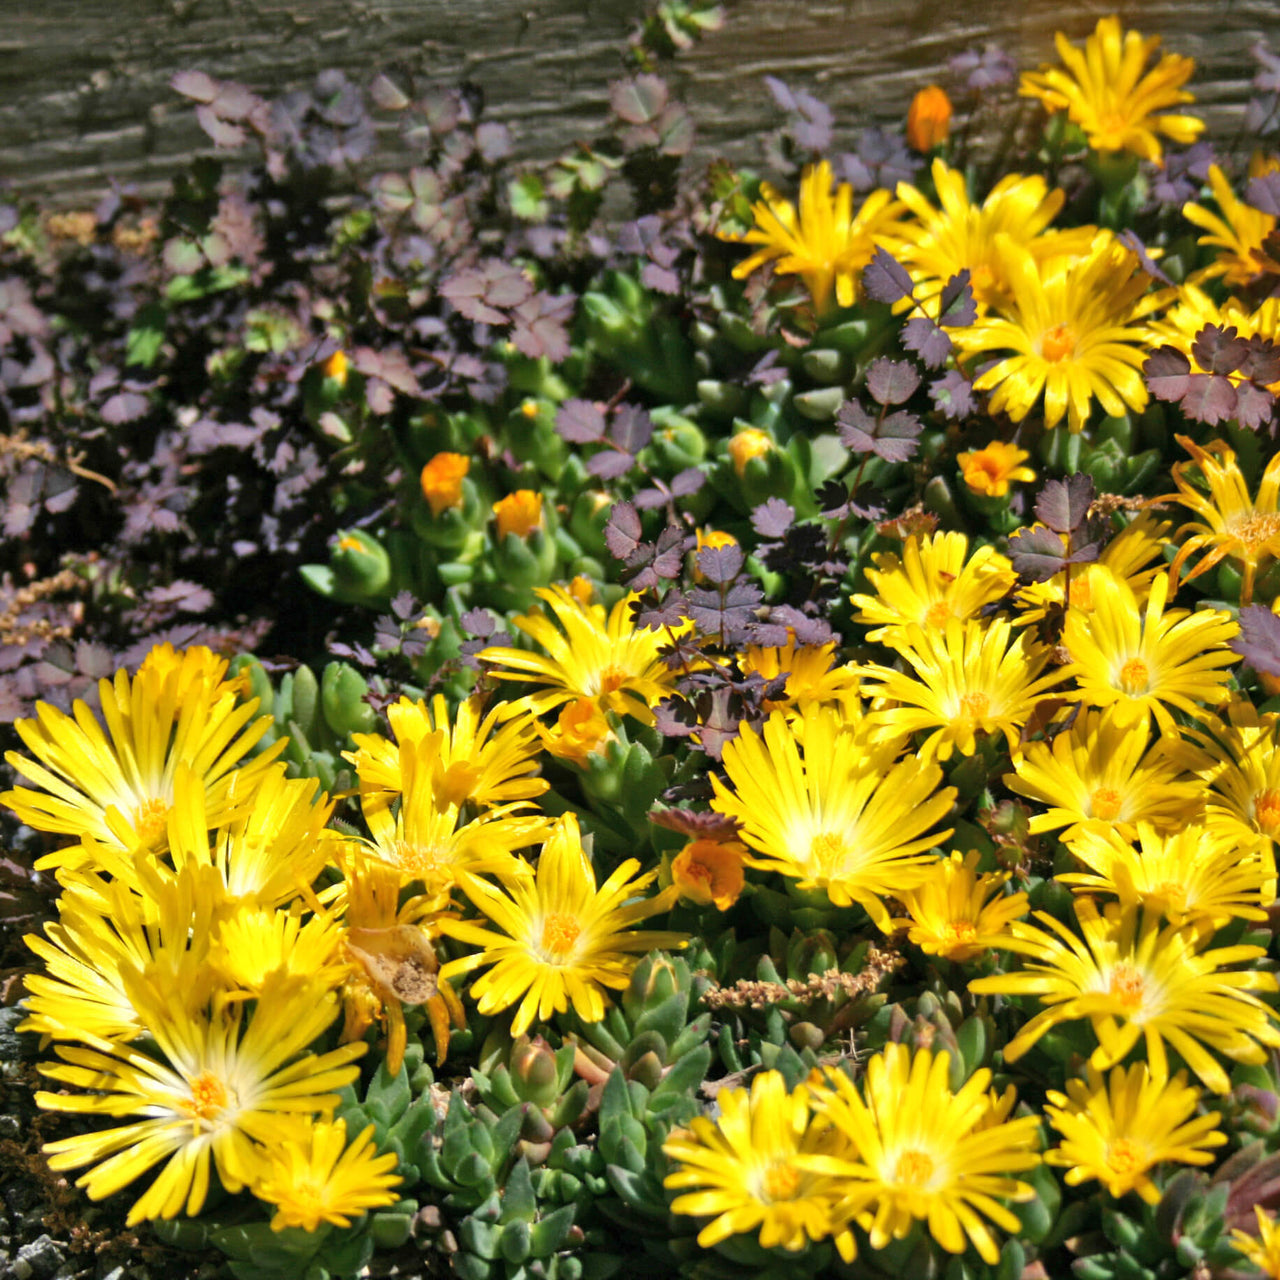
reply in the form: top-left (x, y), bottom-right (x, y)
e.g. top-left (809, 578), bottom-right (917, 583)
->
top-left (420, 452), bottom-right (470, 516)
top-left (907, 85), bottom-right (952, 153)
top-left (322, 349), bottom-right (350, 385)
top-left (493, 489), bottom-right (544, 539)
top-left (671, 839), bottom-right (746, 911)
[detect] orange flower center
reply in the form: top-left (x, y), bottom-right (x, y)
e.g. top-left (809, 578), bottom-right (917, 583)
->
top-left (958, 691), bottom-right (990, 721)
top-left (1117, 657), bottom-right (1151, 694)
top-left (1105, 1137), bottom-right (1146, 1178)
top-left (183, 1070), bottom-right (231, 1123)
top-left (1067, 573), bottom-right (1095, 611)
top-left (1090, 786), bottom-right (1124, 822)
top-left (762, 1161), bottom-right (800, 1202)
top-left (1041, 322), bottom-right (1076, 363)
top-left (541, 912), bottom-right (582, 957)
top-left (1254, 788), bottom-right (1280, 836)
top-left (940, 920), bottom-right (978, 948)
top-left (893, 1149), bottom-right (935, 1187)
top-left (924, 599), bottom-right (954, 628)
top-left (1107, 962), bottom-right (1147, 1011)
top-left (131, 796), bottom-right (171, 847)
top-left (595, 666), bottom-right (628, 696)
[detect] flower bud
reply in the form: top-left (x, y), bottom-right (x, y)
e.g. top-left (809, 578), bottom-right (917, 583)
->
top-left (330, 529), bottom-right (392, 603)
top-left (727, 428), bottom-right (772, 478)
top-left (421, 452), bottom-right (470, 516)
top-left (670, 839), bottom-right (745, 911)
top-left (907, 85), bottom-right (952, 152)
top-left (957, 440), bottom-right (1035, 498)
top-left (320, 660), bottom-right (377, 737)
top-left (493, 490), bottom-right (544, 540)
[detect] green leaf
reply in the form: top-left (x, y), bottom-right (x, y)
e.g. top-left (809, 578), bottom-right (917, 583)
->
top-left (509, 173), bottom-right (549, 221)
top-left (125, 302), bottom-right (167, 368)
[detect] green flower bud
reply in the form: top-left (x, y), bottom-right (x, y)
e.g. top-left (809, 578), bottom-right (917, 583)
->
top-left (320, 661), bottom-right (377, 737)
top-left (567, 489), bottom-right (614, 556)
top-left (800, 347), bottom-right (847, 384)
top-left (792, 385), bottom-right (846, 421)
top-left (645, 411), bottom-right (708, 470)
top-left (490, 526), bottom-right (559, 592)
top-left (696, 379), bottom-right (747, 419)
top-left (330, 529), bottom-right (393, 604)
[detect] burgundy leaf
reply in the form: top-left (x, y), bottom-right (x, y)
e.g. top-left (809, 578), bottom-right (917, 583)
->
top-left (1191, 324), bottom-right (1249, 376)
top-left (1178, 374), bottom-right (1238, 426)
top-left (609, 404), bottom-right (653, 454)
top-left (556, 398), bottom-right (606, 444)
top-left (1234, 381), bottom-right (1276, 431)
top-left (902, 316), bottom-right (954, 369)
top-left (866, 357), bottom-right (921, 406)
top-left (1232, 605), bottom-right (1280, 676)
top-left (1247, 171), bottom-right (1280, 217)
top-left (929, 370), bottom-right (975, 419)
top-left (751, 497), bottom-right (794, 538)
top-left (862, 247), bottom-right (915, 304)
top-left (937, 269), bottom-right (976, 326)
top-left (586, 448), bottom-right (634, 480)
top-left (1144, 346), bottom-right (1193, 402)
top-left (697, 543), bottom-right (744, 584)
top-left (1008, 526), bottom-right (1070, 582)
top-left (1242, 337), bottom-right (1280, 385)
top-left (1035, 474), bottom-right (1095, 535)
top-left (669, 467), bottom-right (705, 497)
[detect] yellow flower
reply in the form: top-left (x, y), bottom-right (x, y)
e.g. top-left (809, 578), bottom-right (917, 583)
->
top-left (534, 696), bottom-right (615, 766)
top-left (2, 649), bottom-right (279, 857)
top-left (970, 897), bottom-right (1280, 1094)
top-left (1044, 1063), bottom-right (1225, 1204)
top-left (420, 451), bottom-right (470, 516)
top-left (321, 349), bottom-right (350, 384)
top-left (253, 1117), bottom-right (402, 1232)
top-left (957, 440), bottom-right (1036, 497)
top-left (906, 85), bottom-right (952, 152)
top-left (1232, 1206), bottom-right (1280, 1278)
top-left (663, 1070), bottom-right (857, 1260)
top-left (209, 907), bottom-right (349, 997)
top-left (858, 616), bottom-right (1065, 763)
top-left (739, 636), bottom-right (859, 713)
top-left (1019, 15), bottom-right (1204, 162)
top-left (721, 160), bottom-right (907, 311)
top-left (894, 159), bottom-right (1095, 314)
top-left (670, 839), bottom-right (746, 911)
top-left (479, 584), bottom-right (685, 724)
top-left (893, 851), bottom-right (1029, 963)
top-left (1183, 164), bottom-right (1280, 288)
top-left (1162, 434), bottom-right (1280, 606)
top-left (950, 231), bottom-right (1154, 433)
top-left (727, 427), bottom-right (772, 477)
top-left (1005, 707), bottom-right (1202, 841)
top-left (493, 490), bottom-right (543, 539)
top-left (35, 969), bottom-right (365, 1226)
top-left (1061, 571), bottom-right (1239, 734)
top-left (802, 1045), bottom-right (1041, 1265)
top-left (1140, 284), bottom-right (1280, 391)
top-left (850, 530), bottom-right (1015, 643)
top-left (711, 706), bottom-right (955, 925)
top-left (1059, 821), bottom-right (1275, 928)
top-left (440, 813), bottom-right (685, 1036)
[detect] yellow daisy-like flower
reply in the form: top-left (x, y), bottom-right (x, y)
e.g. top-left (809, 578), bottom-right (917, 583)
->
top-left (1161, 434), bottom-right (1280, 606)
top-left (253, 1117), bottom-right (402, 1232)
top-left (970, 897), bottom-right (1280, 1094)
top-left (957, 440), bottom-right (1036, 498)
top-left (479, 584), bottom-right (686, 724)
top-left (850, 530), bottom-right (1015, 643)
top-left (739, 636), bottom-right (859, 713)
top-left (1061, 571), bottom-right (1239, 734)
top-left (35, 969), bottom-right (366, 1226)
top-left (208, 907), bottom-right (349, 997)
top-left (1232, 1206), bottom-right (1280, 1278)
top-left (348, 693), bottom-right (548, 813)
top-left (950, 231), bottom-right (1154, 433)
top-left (721, 160), bottom-right (907, 312)
top-left (1183, 164), bottom-right (1280, 288)
top-left (2, 651), bottom-right (280, 856)
top-left (663, 1069), bottom-right (857, 1260)
top-left (894, 158), bottom-right (1095, 314)
top-left (892, 851), bottom-right (1029, 963)
top-left (439, 813), bottom-right (685, 1037)
top-left (801, 1045), bottom-right (1041, 1266)
top-left (1005, 707), bottom-right (1203, 840)
top-left (711, 706), bottom-right (954, 925)
top-left (1044, 1063), bottom-right (1225, 1204)
top-left (858, 616), bottom-right (1065, 763)
top-left (1059, 821), bottom-right (1275, 928)
top-left (1019, 16), bottom-right (1204, 163)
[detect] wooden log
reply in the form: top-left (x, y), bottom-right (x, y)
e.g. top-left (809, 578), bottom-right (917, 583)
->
top-left (2, 0), bottom-right (1278, 205)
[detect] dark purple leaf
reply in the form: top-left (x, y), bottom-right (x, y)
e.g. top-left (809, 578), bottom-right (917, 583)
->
top-left (1035, 474), bottom-right (1095, 535)
top-left (556, 398), bottom-right (607, 444)
top-left (1192, 325), bottom-right (1250, 376)
top-left (1242, 337), bottom-right (1280, 385)
top-left (609, 404), bottom-right (653, 454)
top-left (1247, 172), bottom-right (1280, 217)
top-left (697, 543), bottom-right (744, 584)
top-left (938, 270), bottom-right (977, 327)
top-left (1144, 346), bottom-right (1194, 402)
top-left (460, 607), bottom-right (498, 638)
top-left (1117, 231), bottom-right (1172, 285)
top-left (604, 501), bottom-right (643, 561)
top-left (653, 694), bottom-right (699, 738)
top-left (866, 357), bottom-right (921, 406)
top-left (390, 591), bottom-right (417, 621)
top-left (641, 262), bottom-right (681, 295)
top-left (670, 468), bottom-right (705, 497)
top-left (751, 497), bottom-right (794, 538)
top-left (685, 581), bottom-right (763, 635)
top-left (1008, 526), bottom-right (1070, 582)
top-left (1234, 381), bottom-right (1277, 430)
top-left (930, 370), bottom-right (975, 419)
top-left (1233, 605), bottom-right (1280, 676)
top-left (902, 316), bottom-right (954, 369)
top-left (586, 449), bottom-right (635, 480)
top-left (862, 247), bottom-right (915, 305)
top-left (635, 596), bottom-right (693, 631)
top-left (1179, 375), bottom-right (1239, 426)
top-left (632, 487), bottom-right (672, 511)
top-left (837, 400), bottom-right (921, 462)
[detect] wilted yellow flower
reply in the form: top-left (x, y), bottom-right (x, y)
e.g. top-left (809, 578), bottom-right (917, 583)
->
top-left (906, 85), bottom-right (952, 152)
top-left (420, 452), bottom-right (470, 516)
top-left (957, 440), bottom-right (1036, 497)
top-left (1019, 15), bottom-right (1204, 162)
top-left (493, 490), bottom-right (543, 539)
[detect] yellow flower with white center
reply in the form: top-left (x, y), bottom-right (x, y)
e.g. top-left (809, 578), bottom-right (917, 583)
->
top-left (1045, 1063), bottom-right (1225, 1203)
top-left (721, 160), bottom-right (907, 312)
top-left (858, 616), bottom-right (1065, 763)
top-left (3, 649), bottom-right (280, 858)
top-left (1005, 707), bottom-right (1203, 841)
top-left (253, 1117), bottom-right (402, 1231)
top-left (1019, 16), bottom-right (1204, 162)
top-left (711, 706), bottom-right (954, 926)
top-left (892, 851), bottom-right (1029, 963)
top-left (479, 584), bottom-right (687, 724)
top-left (663, 1070), bottom-right (857, 1260)
top-left (35, 969), bottom-right (365, 1226)
top-left (970, 897), bottom-right (1280, 1094)
top-left (949, 231), bottom-right (1154, 433)
top-left (1060, 571), bottom-right (1239, 734)
top-left (440, 813), bottom-right (685, 1036)
top-left (801, 1045), bottom-right (1041, 1265)
top-left (850, 530), bottom-right (1015, 643)
top-left (894, 158), bottom-right (1095, 314)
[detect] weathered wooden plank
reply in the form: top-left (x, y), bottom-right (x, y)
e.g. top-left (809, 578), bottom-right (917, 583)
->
top-left (2, 0), bottom-right (1278, 204)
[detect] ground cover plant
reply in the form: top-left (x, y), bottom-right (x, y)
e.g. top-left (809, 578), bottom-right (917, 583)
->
top-left (6, 6), bottom-right (1280, 1278)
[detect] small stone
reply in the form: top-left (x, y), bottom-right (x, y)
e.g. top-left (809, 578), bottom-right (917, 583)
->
top-left (12, 1234), bottom-right (65, 1279)
top-left (0, 1005), bottom-right (39, 1061)
top-left (98, 1267), bottom-right (127, 1280)
top-left (0, 1112), bottom-right (21, 1138)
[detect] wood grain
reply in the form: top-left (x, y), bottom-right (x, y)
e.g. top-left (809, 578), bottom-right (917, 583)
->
top-left (2, 0), bottom-right (1278, 204)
